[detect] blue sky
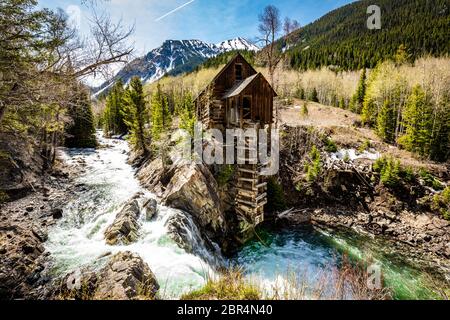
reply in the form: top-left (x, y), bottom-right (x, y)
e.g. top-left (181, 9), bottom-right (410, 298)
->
top-left (38, 0), bottom-right (355, 55)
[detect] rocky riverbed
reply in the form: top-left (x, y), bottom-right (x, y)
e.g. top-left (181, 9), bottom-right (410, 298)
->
top-left (0, 161), bottom-right (78, 298)
top-left (1, 129), bottom-right (449, 300)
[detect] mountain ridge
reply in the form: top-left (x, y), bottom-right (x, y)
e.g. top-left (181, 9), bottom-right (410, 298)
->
top-left (284, 0), bottom-right (450, 70)
top-left (93, 37), bottom-right (259, 97)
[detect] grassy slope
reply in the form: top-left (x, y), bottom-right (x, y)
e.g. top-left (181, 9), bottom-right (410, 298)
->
top-left (279, 99), bottom-right (448, 176)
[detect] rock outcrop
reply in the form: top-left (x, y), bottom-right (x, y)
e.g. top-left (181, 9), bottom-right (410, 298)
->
top-left (165, 211), bottom-right (225, 267)
top-left (162, 163), bottom-right (226, 238)
top-left (57, 251), bottom-right (159, 300)
top-left (137, 159), bottom-right (229, 244)
top-left (0, 167), bottom-right (77, 299)
top-left (307, 207), bottom-right (450, 259)
top-left (143, 198), bottom-right (158, 221)
top-left (0, 223), bottom-right (49, 299)
top-left (104, 197), bottom-right (142, 245)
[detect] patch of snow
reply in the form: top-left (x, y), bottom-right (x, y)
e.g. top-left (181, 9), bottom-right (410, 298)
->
top-left (331, 148), bottom-right (381, 161)
top-left (215, 37), bottom-right (259, 52)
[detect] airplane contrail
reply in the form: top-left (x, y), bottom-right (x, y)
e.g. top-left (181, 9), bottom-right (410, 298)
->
top-left (155, 0), bottom-right (196, 22)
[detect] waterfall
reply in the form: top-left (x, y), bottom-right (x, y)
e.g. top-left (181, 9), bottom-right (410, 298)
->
top-left (46, 132), bottom-right (222, 299)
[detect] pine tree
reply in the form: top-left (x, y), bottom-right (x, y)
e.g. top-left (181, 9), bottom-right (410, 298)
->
top-left (122, 77), bottom-right (149, 156)
top-left (380, 158), bottom-right (401, 188)
top-left (429, 95), bottom-right (450, 161)
top-left (394, 44), bottom-right (410, 65)
top-left (150, 83), bottom-right (172, 140)
top-left (350, 68), bottom-right (366, 113)
top-left (398, 85), bottom-right (433, 156)
top-left (339, 97), bottom-right (346, 109)
top-left (376, 100), bottom-right (396, 143)
top-left (301, 102), bottom-right (309, 118)
top-left (306, 145), bottom-right (321, 182)
top-left (361, 65), bottom-right (381, 126)
top-left (103, 80), bottom-right (127, 136)
top-left (65, 88), bottom-right (97, 148)
top-left (150, 84), bottom-right (164, 140)
top-left (178, 92), bottom-right (196, 137)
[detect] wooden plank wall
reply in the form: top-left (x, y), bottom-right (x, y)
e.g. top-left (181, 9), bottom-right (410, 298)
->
top-left (196, 54), bottom-right (275, 128)
top-left (241, 76), bottom-right (274, 124)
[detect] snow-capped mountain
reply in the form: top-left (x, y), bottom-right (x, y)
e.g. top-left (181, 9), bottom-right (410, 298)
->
top-left (215, 37), bottom-right (259, 52)
top-left (93, 37), bottom-right (259, 97)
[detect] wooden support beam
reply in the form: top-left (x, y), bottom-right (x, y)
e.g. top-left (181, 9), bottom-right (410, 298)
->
top-left (237, 167), bottom-right (259, 174)
top-left (256, 193), bottom-right (267, 202)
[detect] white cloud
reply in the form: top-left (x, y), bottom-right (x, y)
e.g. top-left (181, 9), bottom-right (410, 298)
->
top-left (66, 4), bottom-right (82, 30)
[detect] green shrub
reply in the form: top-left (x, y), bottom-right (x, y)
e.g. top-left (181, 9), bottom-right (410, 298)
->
top-left (358, 140), bottom-right (372, 153)
top-left (0, 151), bottom-right (10, 160)
top-left (301, 102), bottom-right (309, 118)
top-left (306, 145), bottom-right (321, 182)
top-left (373, 156), bottom-right (401, 188)
top-left (216, 165), bottom-right (235, 187)
top-left (309, 88), bottom-right (319, 102)
top-left (419, 169), bottom-right (444, 190)
top-left (343, 151), bottom-right (351, 163)
top-left (339, 97), bottom-right (346, 109)
top-left (442, 187), bottom-right (450, 203)
top-left (432, 187), bottom-right (450, 221)
top-left (324, 137), bottom-right (338, 153)
top-left (401, 166), bottom-right (416, 183)
top-left (439, 187), bottom-right (450, 220)
top-left (295, 87), bottom-right (305, 100)
top-left (267, 177), bottom-right (287, 212)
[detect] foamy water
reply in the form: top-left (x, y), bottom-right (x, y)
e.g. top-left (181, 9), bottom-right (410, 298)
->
top-left (47, 132), bottom-right (215, 299)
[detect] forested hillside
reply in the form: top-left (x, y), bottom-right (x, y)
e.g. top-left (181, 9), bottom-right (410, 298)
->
top-left (194, 50), bottom-right (256, 71)
top-left (0, 0), bottom-right (133, 196)
top-left (285, 0), bottom-right (450, 70)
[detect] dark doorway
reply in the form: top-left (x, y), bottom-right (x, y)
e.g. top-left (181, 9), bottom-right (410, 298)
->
top-left (235, 64), bottom-right (243, 81)
top-left (243, 96), bottom-right (251, 119)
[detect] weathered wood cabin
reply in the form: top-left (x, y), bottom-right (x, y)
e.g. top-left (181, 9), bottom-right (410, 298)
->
top-left (195, 53), bottom-right (276, 130)
top-left (195, 53), bottom-right (277, 230)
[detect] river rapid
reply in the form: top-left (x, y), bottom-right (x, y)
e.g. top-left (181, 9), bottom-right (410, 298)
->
top-left (45, 133), bottom-right (448, 300)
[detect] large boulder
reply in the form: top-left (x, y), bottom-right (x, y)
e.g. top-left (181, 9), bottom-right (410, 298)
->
top-left (143, 198), bottom-right (158, 221)
top-left (57, 251), bottom-right (159, 300)
top-left (93, 251), bottom-right (159, 300)
top-left (165, 211), bottom-right (225, 268)
top-left (104, 198), bottom-right (141, 245)
top-left (137, 157), bottom-right (229, 242)
top-left (136, 158), bottom-right (166, 198)
top-left (162, 163), bottom-right (227, 240)
top-left (0, 223), bottom-right (49, 299)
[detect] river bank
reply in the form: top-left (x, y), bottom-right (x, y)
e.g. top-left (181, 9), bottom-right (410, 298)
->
top-left (1, 131), bottom-right (449, 300)
top-left (0, 155), bottom-right (80, 298)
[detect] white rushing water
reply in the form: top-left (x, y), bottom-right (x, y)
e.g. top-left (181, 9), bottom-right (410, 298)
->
top-left (331, 148), bottom-right (381, 161)
top-left (46, 133), bottom-right (216, 299)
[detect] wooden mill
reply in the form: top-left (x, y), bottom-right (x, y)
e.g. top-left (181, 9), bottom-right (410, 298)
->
top-left (195, 53), bottom-right (277, 229)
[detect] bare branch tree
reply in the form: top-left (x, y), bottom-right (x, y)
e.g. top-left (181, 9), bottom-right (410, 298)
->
top-left (258, 5), bottom-right (282, 87)
top-left (0, 0), bottom-right (134, 164)
top-left (257, 5), bottom-right (282, 128)
top-left (284, 17), bottom-right (300, 38)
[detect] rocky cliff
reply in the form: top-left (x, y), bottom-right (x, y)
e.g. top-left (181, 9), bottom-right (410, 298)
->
top-left (275, 126), bottom-right (450, 265)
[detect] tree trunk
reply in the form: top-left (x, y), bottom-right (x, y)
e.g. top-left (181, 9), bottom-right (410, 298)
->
top-left (0, 105), bottom-right (6, 126)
